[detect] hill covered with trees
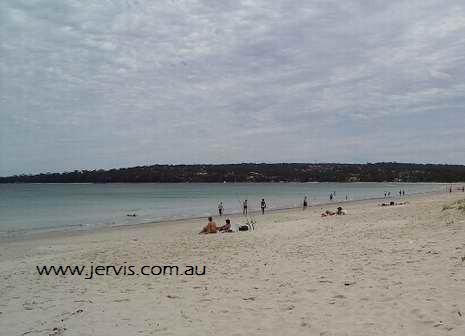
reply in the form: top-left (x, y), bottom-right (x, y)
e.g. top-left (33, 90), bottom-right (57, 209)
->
top-left (1, 162), bottom-right (465, 183)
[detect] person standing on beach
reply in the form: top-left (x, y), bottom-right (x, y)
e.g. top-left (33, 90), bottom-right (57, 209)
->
top-left (402, 190), bottom-right (405, 196)
top-left (260, 198), bottom-right (267, 214)
top-left (303, 196), bottom-right (308, 210)
top-left (330, 193), bottom-right (333, 201)
top-left (218, 202), bottom-right (224, 216)
top-left (243, 199), bottom-right (248, 216)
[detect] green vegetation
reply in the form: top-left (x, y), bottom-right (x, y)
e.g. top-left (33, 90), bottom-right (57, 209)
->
top-left (1, 162), bottom-right (465, 183)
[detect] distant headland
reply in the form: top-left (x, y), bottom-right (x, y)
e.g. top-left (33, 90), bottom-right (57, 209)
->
top-left (1, 162), bottom-right (465, 183)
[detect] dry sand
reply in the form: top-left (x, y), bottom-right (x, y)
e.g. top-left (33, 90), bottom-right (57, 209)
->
top-left (1, 192), bottom-right (465, 335)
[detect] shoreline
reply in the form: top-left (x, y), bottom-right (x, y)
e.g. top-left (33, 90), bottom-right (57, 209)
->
top-left (1, 191), bottom-right (465, 335)
top-left (0, 188), bottom-right (456, 243)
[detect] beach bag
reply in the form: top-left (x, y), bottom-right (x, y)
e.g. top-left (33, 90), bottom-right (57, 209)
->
top-left (238, 225), bottom-right (249, 231)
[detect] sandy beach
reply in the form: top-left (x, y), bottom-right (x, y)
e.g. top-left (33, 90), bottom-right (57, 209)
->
top-left (1, 191), bottom-right (465, 335)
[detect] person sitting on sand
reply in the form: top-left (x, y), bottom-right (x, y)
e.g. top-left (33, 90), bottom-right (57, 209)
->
top-left (199, 216), bottom-right (218, 234)
top-left (321, 207), bottom-right (347, 217)
top-left (321, 210), bottom-right (336, 217)
top-left (336, 206), bottom-right (347, 215)
top-left (381, 201), bottom-right (396, 206)
top-left (218, 218), bottom-right (233, 233)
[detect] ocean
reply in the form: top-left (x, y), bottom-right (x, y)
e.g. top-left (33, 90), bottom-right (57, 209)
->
top-left (0, 182), bottom-right (449, 238)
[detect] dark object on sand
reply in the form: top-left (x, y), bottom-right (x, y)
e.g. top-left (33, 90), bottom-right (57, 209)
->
top-left (380, 201), bottom-right (408, 207)
top-left (321, 207), bottom-right (347, 217)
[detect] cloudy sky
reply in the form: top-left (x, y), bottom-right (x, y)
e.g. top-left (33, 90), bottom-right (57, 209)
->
top-left (1, 0), bottom-right (465, 176)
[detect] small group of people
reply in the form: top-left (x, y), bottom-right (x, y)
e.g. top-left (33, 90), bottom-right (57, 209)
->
top-left (321, 206), bottom-right (347, 217)
top-left (218, 199), bottom-right (268, 216)
top-left (384, 190), bottom-right (406, 198)
top-left (199, 216), bottom-right (256, 234)
top-left (219, 195), bottom-right (344, 215)
top-left (329, 192), bottom-right (350, 202)
top-left (449, 186), bottom-right (465, 193)
top-left (199, 216), bottom-right (233, 234)
top-left (218, 192), bottom-right (356, 217)
top-left (243, 199), bottom-right (267, 215)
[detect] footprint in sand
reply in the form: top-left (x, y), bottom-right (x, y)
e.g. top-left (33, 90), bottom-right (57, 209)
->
top-left (411, 308), bottom-right (436, 325)
top-left (113, 298), bottom-right (130, 303)
top-left (333, 294), bottom-right (346, 299)
top-left (49, 326), bottom-right (66, 336)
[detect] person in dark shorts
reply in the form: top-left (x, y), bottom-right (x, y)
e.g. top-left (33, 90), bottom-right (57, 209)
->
top-left (260, 198), bottom-right (266, 215)
top-left (243, 199), bottom-right (248, 215)
top-left (303, 196), bottom-right (308, 210)
top-left (218, 202), bottom-right (224, 216)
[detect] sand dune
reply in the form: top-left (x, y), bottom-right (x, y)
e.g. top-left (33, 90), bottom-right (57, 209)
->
top-left (1, 192), bottom-right (465, 335)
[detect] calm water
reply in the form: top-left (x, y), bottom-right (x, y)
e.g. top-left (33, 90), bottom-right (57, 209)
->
top-left (0, 182), bottom-right (448, 238)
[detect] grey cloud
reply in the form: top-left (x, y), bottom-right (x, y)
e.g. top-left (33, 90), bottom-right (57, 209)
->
top-left (1, 0), bottom-right (464, 175)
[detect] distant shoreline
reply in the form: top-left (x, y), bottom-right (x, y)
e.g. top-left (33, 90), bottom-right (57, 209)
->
top-left (1, 181), bottom-right (463, 184)
top-left (2, 162), bottom-right (465, 183)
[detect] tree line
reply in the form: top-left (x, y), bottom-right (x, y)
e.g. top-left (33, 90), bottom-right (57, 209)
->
top-left (1, 162), bottom-right (465, 183)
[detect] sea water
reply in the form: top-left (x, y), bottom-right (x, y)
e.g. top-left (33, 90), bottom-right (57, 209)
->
top-left (0, 182), bottom-right (449, 238)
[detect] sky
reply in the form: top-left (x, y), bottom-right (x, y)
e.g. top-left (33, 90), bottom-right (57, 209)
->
top-left (1, 0), bottom-right (465, 176)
